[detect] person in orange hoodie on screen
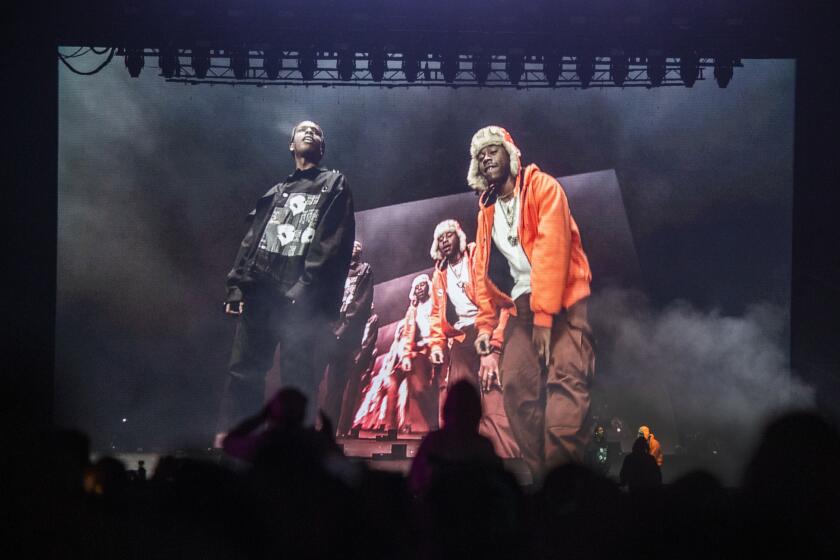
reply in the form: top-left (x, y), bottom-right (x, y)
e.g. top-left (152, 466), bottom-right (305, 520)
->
top-left (427, 219), bottom-right (519, 459)
top-left (392, 274), bottom-right (440, 433)
top-left (468, 125), bottom-right (595, 476)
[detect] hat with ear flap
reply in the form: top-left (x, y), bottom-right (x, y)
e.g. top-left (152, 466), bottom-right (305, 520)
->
top-left (430, 219), bottom-right (467, 261)
top-left (409, 274), bottom-right (431, 302)
top-left (467, 125), bottom-right (521, 191)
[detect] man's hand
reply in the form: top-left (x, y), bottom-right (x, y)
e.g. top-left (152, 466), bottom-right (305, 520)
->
top-left (400, 357), bottom-right (413, 372)
top-left (430, 348), bottom-right (445, 365)
top-left (532, 325), bottom-right (551, 367)
top-left (478, 352), bottom-right (501, 392)
top-left (474, 333), bottom-right (493, 356)
top-left (224, 301), bottom-right (244, 316)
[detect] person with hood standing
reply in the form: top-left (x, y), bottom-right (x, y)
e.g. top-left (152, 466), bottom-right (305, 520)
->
top-left (427, 219), bottom-right (519, 458)
top-left (467, 125), bottom-right (595, 477)
top-left (393, 274), bottom-right (440, 433)
top-left (638, 425), bottom-right (664, 466)
top-left (318, 240), bottom-right (374, 434)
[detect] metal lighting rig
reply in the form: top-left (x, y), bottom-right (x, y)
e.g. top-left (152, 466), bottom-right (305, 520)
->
top-left (55, 0), bottom-right (794, 88)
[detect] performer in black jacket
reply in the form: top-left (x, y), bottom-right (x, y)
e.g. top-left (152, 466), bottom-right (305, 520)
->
top-left (318, 240), bottom-right (374, 434)
top-left (219, 120), bottom-right (355, 430)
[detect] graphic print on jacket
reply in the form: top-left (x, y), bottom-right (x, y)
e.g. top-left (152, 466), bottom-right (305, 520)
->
top-left (257, 192), bottom-right (322, 257)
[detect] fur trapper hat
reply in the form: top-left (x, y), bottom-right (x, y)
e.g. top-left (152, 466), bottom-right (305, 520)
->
top-left (409, 274), bottom-right (431, 302)
top-left (467, 126), bottom-right (521, 191)
top-left (429, 219), bottom-right (467, 261)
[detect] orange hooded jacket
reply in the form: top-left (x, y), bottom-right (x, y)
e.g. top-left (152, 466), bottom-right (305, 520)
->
top-left (428, 242), bottom-right (509, 355)
top-left (639, 426), bottom-right (664, 466)
top-left (473, 163), bottom-right (592, 333)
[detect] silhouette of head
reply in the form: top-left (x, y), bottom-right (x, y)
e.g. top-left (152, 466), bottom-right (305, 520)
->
top-left (266, 387), bottom-right (308, 429)
top-left (632, 436), bottom-right (650, 455)
top-left (443, 380), bottom-right (482, 432)
top-left (744, 410), bottom-right (840, 501)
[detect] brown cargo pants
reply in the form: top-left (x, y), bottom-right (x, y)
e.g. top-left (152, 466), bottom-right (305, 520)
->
top-left (501, 295), bottom-right (595, 476)
top-left (441, 324), bottom-right (521, 459)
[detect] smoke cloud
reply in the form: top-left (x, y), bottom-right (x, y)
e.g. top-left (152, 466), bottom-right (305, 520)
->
top-left (589, 287), bottom-right (813, 480)
top-left (56, 56), bottom-right (796, 453)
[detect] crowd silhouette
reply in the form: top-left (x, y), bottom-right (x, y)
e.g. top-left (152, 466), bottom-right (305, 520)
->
top-left (38, 384), bottom-right (840, 559)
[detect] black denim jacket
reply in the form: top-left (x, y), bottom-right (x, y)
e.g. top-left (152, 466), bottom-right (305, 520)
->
top-left (225, 167), bottom-right (355, 320)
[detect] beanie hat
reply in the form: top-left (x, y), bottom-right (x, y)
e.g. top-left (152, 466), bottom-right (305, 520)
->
top-left (467, 126), bottom-right (521, 191)
top-left (429, 219), bottom-right (468, 261)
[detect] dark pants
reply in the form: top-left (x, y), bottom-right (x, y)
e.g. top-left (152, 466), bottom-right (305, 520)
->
top-left (335, 339), bottom-right (376, 436)
top-left (219, 286), bottom-right (331, 430)
top-left (320, 317), bottom-right (378, 435)
top-left (501, 296), bottom-right (594, 475)
top-left (318, 340), bottom-right (359, 435)
top-left (442, 325), bottom-right (520, 459)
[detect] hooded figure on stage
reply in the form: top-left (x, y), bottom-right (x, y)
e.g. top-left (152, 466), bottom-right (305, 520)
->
top-left (352, 275), bottom-right (440, 434)
top-left (428, 219), bottom-right (520, 458)
top-left (393, 274), bottom-right (441, 433)
top-left (638, 425), bottom-right (664, 466)
top-left (318, 240), bottom-right (374, 435)
top-left (219, 120), bottom-right (355, 431)
top-left (468, 125), bottom-right (595, 476)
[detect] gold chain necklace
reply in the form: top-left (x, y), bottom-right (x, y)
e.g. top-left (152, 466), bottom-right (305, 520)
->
top-left (449, 256), bottom-right (467, 289)
top-left (498, 192), bottom-right (519, 246)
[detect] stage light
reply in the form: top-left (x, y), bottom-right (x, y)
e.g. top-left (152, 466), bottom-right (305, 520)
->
top-left (647, 54), bottom-right (666, 87)
top-left (576, 55), bottom-right (594, 88)
top-left (714, 58), bottom-right (734, 88)
top-left (506, 53), bottom-right (523, 85)
top-left (610, 55), bottom-right (628, 86)
top-left (158, 48), bottom-right (178, 79)
top-left (263, 48), bottom-right (281, 80)
top-left (191, 48), bottom-right (210, 79)
top-left (402, 51), bottom-right (419, 82)
top-left (230, 48), bottom-right (249, 80)
top-left (473, 53), bottom-right (490, 85)
top-left (369, 49), bottom-right (386, 82)
top-left (543, 53), bottom-right (560, 86)
top-left (298, 49), bottom-right (316, 81)
top-left (679, 53), bottom-right (699, 87)
top-left (124, 49), bottom-right (144, 78)
top-left (441, 51), bottom-right (458, 83)
top-left (337, 50), bottom-right (355, 81)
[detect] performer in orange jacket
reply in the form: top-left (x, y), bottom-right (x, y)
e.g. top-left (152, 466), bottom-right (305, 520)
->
top-left (391, 274), bottom-right (440, 433)
top-left (427, 219), bottom-right (519, 458)
top-left (638, 425), bottom-right (664, 466)
top-left (468, 125), bottom-right (595, 475)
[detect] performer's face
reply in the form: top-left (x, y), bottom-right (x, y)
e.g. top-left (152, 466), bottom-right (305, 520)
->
top-left (437, 230), bottom-right (460, 259)
top-left (477, 144), bottom-right (509, 187)
top-left (289, 121), bottom-right (324, 161)
top-left (414, 281), bottom-right (429, 301)
top-left (352, 241), bottom-right (362, 262)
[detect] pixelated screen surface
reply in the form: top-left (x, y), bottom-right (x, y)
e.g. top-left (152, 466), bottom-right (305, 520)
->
top-left (57, 57), bottom-right (799, 475)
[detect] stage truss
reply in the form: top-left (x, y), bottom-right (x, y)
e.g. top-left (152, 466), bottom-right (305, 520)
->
top-left (59, 47), bottom-right (742, 88)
